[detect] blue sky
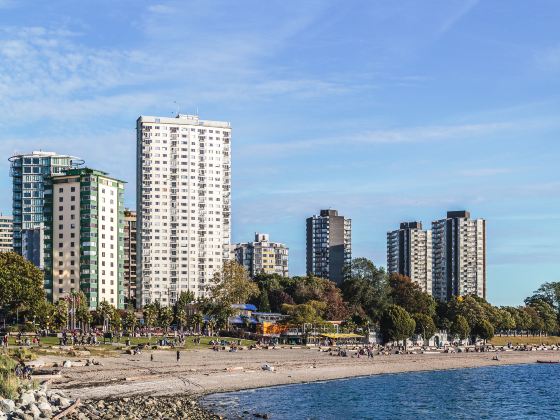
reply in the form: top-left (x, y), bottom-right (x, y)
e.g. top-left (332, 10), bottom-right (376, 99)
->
top-left (1, 0), bottom-right (559, 306)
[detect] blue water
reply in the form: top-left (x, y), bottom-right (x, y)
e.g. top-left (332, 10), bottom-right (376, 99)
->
top-left (201, 364), bottom-right (560, 419)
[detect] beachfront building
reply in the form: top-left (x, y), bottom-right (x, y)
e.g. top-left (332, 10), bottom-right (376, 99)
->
top-left (432, 211), bottom-right (486, 301)
top-left (234, 233), bottom-right (289, 278)
top-left (387, 221), bottom-right (433, 294)
top-left (123, 209), bottom-right (137, 309)
top-left (9, 151), bottom-right (83, 269)
top-left (136, 114), bottom-right (232, 307)
top-left (0, 214), bottom-right (13, 253)
top-left (44, 168), bottom-right (125, 309)
top-left (306, 209), bottom-right (352, 284)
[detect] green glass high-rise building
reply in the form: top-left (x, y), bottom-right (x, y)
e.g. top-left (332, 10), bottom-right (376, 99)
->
top-left (9, 151), bottom-right (83, 269)
top-left (45, 168), bottom-right (125, 309)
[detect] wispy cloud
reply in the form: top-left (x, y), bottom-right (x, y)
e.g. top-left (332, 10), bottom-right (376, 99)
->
top-left (438, 0), bottom-right (479, 35)
top-left (459, 168), bottom-right (511, 177)
top-left (244, 121), bottom-right (513, 156)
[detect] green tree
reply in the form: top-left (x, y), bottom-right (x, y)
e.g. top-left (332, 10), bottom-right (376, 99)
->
top-left (143, 303), bottom-right (157, 329)
top-left (122, 310), bottom-right (137, 334)
top-left (97, 301), bottom-right (114, 332)
top-left (389, 274), bottom-right (436, 317)
top-left (0, 252), bottom-right (45, 323)
top-left (158, 306), bottom-right (174, 333)
top-left (281, 300), bottom-right (326, 325)
top-left (174, 291), bottom-right (195, 331)
top-left (53, 300), bottom-right (69, 330)
top-left (473, 320), bottom-right (495, 342)
top-left (412, 313), bottom-right (436, 342)
top-left (529, 299), bottom-right (558, 335)
top-left (341, 258), bottom-right (390, 323)
top-left (447, 295), bottom-right (487, 330)
top-left (524, 306), bottom-right (544, 335)
top-left (379, 304), bottom-right (416, 346)
top-left (257, 289), bottom-right (271, 312)
top-left (450, 315), bottom-right (470, 341)
top-left (190, 312), bottom-right (204, 334)
top-left (209, 260), bottom-right (259, 305)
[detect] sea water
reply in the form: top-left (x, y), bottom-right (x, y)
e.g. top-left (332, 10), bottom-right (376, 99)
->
top-left (201, 364), bottom-right (560, 419)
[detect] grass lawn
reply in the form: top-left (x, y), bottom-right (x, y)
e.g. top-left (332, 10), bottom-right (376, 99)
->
top-left (490, 335), bottom-right (560, 346)
top-left (7, 335), bottom-right (255, 351)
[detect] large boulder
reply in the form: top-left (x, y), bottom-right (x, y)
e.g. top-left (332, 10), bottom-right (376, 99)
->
top-left (20, 392), bottom-right (35, 405)
top-left (27, 403), bottom-right (41, 419)
top-left (0, 399), bottom-right (15, 413)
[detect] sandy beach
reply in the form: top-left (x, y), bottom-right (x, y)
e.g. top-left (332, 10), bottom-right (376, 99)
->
top-left (44, 347), bottom-right (560, 400)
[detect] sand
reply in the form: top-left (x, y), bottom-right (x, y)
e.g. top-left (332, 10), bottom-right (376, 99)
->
top-left (44, 347), bottom-right (560, 400)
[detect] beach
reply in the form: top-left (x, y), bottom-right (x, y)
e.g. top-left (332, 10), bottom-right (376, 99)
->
top-left (45, 347), bottom-right (560, 400)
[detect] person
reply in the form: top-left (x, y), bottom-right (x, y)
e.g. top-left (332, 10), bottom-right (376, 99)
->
top-left (150, 353), bottom-right (154, 362)
top-left (176, 350), bottom-right (180, 362)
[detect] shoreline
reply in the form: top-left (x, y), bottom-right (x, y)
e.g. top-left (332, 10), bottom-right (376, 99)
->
top-left (44, 347), bottom-right (560, 400)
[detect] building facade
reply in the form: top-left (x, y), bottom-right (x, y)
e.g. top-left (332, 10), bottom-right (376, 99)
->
top-left (432, 211), bottom-right (486, 301)
top-left (123, 209), bottom-right (137, 309)
top-left (44, 168), bottom-right (125, 309)
top-left (306, 209), bottom-right (351, 284)
top-left (234, 233), bottom-right (289, 278)
top-left (9, 151), bottom-right (83, 268)
top-left (387, 222), bottom-right (433, 294)
top-left (0, 214), bottom-right (13, 253)
top-left (136, 114), bottom-right (232, 306)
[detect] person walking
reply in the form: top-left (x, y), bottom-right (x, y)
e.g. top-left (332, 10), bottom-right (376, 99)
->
top-left (176, 350), bottom-right (181, 363)
top-left (150, 353), bottom-right (154, 362)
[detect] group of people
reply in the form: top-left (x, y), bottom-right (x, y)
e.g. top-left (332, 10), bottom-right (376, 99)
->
top-left (59, 331), bottom-right (99, 346)
top-left (14, 361), bottom-right (33, 380)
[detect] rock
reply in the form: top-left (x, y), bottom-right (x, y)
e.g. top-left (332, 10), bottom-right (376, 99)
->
top-left (0, 399), bottom-right (15, 413)
top-left (62, 361), bottom-right (72, 368)
top-left (58, 397), bottom-right (71, 408)
top-left (27, 403), bottom-right (41, 418)
top-left (37, 402), bottom-right (52, 413)
top-left (20, 392), bottom-right (35, 405)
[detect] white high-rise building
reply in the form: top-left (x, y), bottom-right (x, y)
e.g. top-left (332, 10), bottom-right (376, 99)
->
top-left (0, 214), bottom-right (13, 253)
top-left (387, 222), bottom-right (433, 294)
top-left (136, 114), bottom-right (231, 307)
top-left (432, 211), bottom-right (486, 301)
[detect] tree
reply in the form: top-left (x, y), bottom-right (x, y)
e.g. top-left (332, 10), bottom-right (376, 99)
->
top-left (529, 299), bottom-right (558, 335)
top-left (341, 258), bottom-right (390, 323)
top-left (412, 313), bottom-right (436, 343)
top-left (122, 311), bottom-right (137, 334)
top-left (447, 296), bottom-right (487, 330)
top-left (53, 300), bottom-right (69, 330)
top-left (379, 304), bottom-right (415, 345)
top-left (389, 274), bottom-right (436, 317)
top-left (450, 315), bottom-right (470, 341)
top-left (158, 306), bottom-right (174, 333)
top-left (268, 289), bottom-right (295, 313)
top-left (0, 252), bottom-right (46, 323)
top-left (34, 300), bottom-right (55, 331)
top-left (257, 289), bottom-right (271, 312)
top-left (97, 301), bottom-right (114, 332)
top-left (524, 306), bottom-right (544, 335)
top-left (174, 291), bottom-right (195, 331)
top-left (190, 313), bottom-right (203, 334)
top-left (473, 320), bottom-right (495, 342)
top-left (143, 303), bottom-right (157, 329)
top-left (74, 292), bottom-right (92, 331)
top-left (209, 260), bottom-right (259, 305)
top-left (281, 301), bottom-right (326, 325)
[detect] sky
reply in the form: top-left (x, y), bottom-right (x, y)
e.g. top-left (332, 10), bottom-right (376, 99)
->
top-left (0, 0), bottom-right (559, 306)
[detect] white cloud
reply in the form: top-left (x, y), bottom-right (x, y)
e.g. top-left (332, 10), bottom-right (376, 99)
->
top-left (242, 121), bottom-right (513, 156)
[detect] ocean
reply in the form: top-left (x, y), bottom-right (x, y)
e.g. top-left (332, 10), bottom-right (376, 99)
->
top-left (201, 364), bottom-right (560, 419)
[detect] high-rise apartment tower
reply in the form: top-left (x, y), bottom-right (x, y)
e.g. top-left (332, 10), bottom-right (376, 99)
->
top-left (387, 221), bottom-right (433, 294)
top-left (234, 233), bottom-right (289, 278)
top-left (306, 209), bottom-right (351, 284)
top-left (0, 214), bottom-right (13, 253)
top-left (432, 211), bottom-right (486, 301)
top-left (9, 151), bottom-right (83, 268)
top-left (136, 114), bottom-right (231, 306)
top-left (123, 209), bottom-right (137, 309)
top-left (44, 168), bottom-right (125, 309)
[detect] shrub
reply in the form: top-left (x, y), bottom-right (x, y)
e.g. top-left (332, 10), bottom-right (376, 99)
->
top-left (0, 354), bottom-right (19, 399)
